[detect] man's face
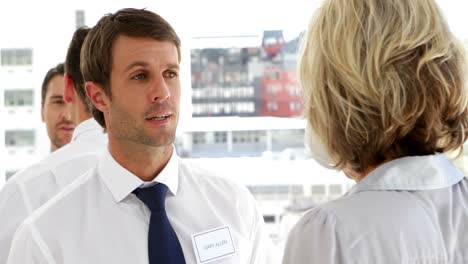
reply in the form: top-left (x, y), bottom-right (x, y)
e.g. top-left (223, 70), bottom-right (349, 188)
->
top-left (41, 75), bottom-right (75, 151)
top-left (105, 35), bottom-right (181, 148)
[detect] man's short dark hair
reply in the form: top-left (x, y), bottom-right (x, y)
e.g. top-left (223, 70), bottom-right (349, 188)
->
top-left (65, 27), bottom-right (91, 113)
top-left (41, 63), bottom-right (65, 108)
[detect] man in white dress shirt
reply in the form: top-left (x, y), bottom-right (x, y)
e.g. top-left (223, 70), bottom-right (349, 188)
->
top-left (7, 8), bottom-right (271, 264)
top-left (0, 27), bottom-right (107, 263)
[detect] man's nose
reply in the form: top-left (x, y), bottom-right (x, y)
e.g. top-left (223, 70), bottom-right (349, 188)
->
top-left (149, 75), bottom-right (170, 103)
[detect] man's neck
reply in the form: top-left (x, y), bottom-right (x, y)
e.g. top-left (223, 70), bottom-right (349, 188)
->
top-left (108, 141), bottom-right (173, 182)
top-left (76, 114), bottom-right (92, 126)
top-left (72, 100), bottom-right (93, 126)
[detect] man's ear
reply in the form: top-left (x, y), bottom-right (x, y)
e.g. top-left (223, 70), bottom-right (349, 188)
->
top-left (85, 81), bottom-right (109, 113)
top-left (63, 73), bottom-right (75, 103)
top-left (41, 106), bottom-right (45, 122)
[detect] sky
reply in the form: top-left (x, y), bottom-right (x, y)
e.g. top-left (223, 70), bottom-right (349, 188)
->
top-left (1, 0), bottom-right (467, 40)
top-left (0, 0), bottom-right (318, 45)
top-left (1, 0), bottom-right (467, 54)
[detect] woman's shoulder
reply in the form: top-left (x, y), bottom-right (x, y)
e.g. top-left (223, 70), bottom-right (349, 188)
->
top-left (284, 191), bottom-right (447, 263)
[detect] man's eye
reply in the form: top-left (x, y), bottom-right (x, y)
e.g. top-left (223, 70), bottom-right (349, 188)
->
top-left (164, 71), bottom-right (178, 78)
top-left (52, 100), bottom-right (64, 105)
top-left (131, 73), bottom-right (146, 80)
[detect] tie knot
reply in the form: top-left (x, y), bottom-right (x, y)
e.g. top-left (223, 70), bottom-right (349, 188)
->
top-left (133, 184), bottom-right (168, 212)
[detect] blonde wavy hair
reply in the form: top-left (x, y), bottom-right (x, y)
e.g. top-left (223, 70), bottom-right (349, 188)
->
top-left (300, 0), bottom-right (468, 173)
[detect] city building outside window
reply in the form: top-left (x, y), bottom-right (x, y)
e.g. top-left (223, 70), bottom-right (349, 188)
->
top-left (4, 90), bottom-right (34, 107)
top-left (5, 130), bottom-right (35, 148)
top-left (1, 49), bottom-right (33, 66)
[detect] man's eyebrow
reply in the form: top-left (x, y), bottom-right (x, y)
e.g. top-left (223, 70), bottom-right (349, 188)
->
top-left (125, 62), bottom-right (180, 72)
top-left (125, 61), bottom-right (149, 72)
top-left (48, 95), bottom-right (64, 100)
top-left (166, 63), bottom-right (180, 70)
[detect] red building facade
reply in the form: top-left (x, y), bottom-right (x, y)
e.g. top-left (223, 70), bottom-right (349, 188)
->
top-left (261, 67), bottom-right (303, 117)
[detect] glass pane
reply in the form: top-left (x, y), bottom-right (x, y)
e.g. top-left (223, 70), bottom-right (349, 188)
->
top-left (311, 185), bottom-right (326, 195)
top-left (4, 90), bottom-right (34, 107)
top-left (5, 130), bottom-right (35, 147)
top-left (0, 49), bottom-right (32, 66)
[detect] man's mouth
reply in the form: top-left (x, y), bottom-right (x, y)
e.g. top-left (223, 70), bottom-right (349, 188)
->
top-left (146, 114), bottom-right (171, 121)
top-left (59, 124), bottom-right (75, 131)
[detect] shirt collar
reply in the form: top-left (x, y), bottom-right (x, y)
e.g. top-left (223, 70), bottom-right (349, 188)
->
top-left (348, 153), bottom-right (464, 195)
top-left (72, 118), bottom-right (103, 141)
top-left (98, 146), bottom-right (180, 203)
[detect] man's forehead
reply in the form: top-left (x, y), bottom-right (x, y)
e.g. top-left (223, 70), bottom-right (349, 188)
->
top-left (46, 94), bottom-right (63, 100)
top-left (46, 77), bottom-right (65, 95)
top-left (113, 36), bottom-right (177, 56)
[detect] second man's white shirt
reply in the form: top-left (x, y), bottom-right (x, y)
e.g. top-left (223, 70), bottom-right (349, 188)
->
top-left (7, 147), bottom-right (271, 264)
top-left (0, 118), bottom-right (107, 263)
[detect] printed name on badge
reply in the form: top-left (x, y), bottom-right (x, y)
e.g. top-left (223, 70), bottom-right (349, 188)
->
top-left (192, 226), bottom-right (236, 263)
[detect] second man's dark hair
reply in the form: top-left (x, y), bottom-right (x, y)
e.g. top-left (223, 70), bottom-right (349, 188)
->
top-left (65, 26), bottom-right (92, 113)
top-left (41, 63), bottom-right (65, 108)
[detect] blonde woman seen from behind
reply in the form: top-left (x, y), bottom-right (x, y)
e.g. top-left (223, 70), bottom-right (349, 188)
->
top-left (283, 0), bottom-right (468, 263)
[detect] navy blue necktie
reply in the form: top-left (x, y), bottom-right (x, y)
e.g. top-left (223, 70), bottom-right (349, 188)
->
top-left (133, 184), bottom-right (186, 264)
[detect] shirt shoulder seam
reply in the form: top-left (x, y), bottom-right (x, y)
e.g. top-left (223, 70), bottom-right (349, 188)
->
top-left (29, 223), bottom-right (56, 264)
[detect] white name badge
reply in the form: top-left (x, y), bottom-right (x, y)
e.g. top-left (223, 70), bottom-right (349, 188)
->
top-left (192, 226), bottom-right (236, 263)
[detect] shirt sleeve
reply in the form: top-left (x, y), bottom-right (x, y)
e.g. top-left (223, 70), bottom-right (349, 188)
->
top-left (7, 221), bottom-right (52, 264)
top-left (0, 180), bottom-right (30, 263)
top-left (282, 206), bottom-right (347, 264)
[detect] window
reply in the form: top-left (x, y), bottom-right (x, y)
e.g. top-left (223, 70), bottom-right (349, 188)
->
top-left (267, 101), bottom-right (278, 111)
top-left (4, 90), bottom-right (34, 107)
top-left (288, 85), bottom-right (301, 96)
top-left (192, 104), bottom-right (201, 115)
top-left (233, 131), bottom-right (264, 144)
top-left (75, 10), bottom-right (86, 29)
top-left (265, 71), bottom-right (281, 80)
top-left (1, 49), bottom-right (33, 66)
top-left (289, 101), bottom-right (301, 112)
top-left (247, 185), bottom-right (299, 200)
top-left (329, 184), bottom-right (343, 196)
top-left (267, 84), bottom-right (282, 95)
top-left (5, 130), bottom-right (35, 147)
top-left (289, 185), bottom-right (303, 195)
top-left (311, 185), bottom-right (326, 195)
top-left (192, 89), bottom-right (201, 99)
top-left (264, 38), bottom-right (278, 46)
top-left (192, 132), bottom-right (206, 145)
top-left (214, 132), bottom-right (227, 143)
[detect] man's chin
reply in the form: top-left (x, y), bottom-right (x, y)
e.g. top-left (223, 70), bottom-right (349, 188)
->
top-left (53, 137), bottom-right (73, 149)
top-left (140, 136), bottom-right (176, 147)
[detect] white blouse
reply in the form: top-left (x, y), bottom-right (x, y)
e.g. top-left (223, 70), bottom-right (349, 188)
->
top-left (283, 154), bottom-right (468, 264)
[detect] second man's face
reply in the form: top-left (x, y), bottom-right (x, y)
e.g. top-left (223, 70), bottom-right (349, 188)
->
top-left (105, 35), bottom-right (181, 148)
top-left (41, 75), bottom-right (75, 152)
